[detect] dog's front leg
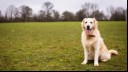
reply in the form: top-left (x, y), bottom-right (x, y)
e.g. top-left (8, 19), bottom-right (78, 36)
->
top-left (81, 46), bottom-right (88, 65)
top-left (94, 40), bottom-right (100, 66)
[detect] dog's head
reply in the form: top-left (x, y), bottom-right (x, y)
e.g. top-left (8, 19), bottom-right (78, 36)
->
top-left (81, 18), bottom-right (98, 35)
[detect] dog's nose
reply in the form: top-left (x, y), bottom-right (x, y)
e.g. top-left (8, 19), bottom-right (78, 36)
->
top-left (87, 25), bottom-right (90, 30)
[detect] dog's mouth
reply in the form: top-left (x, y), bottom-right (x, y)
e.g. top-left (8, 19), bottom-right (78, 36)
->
top-left (85, 28), bottom-right (92, 35)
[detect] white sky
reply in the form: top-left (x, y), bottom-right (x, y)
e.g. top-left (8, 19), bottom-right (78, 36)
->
top-left (0, 0), bottom-right (127, 15)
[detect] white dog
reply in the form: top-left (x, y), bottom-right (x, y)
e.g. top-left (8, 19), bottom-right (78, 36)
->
top-left (81, 18), bottom-right (118, 66)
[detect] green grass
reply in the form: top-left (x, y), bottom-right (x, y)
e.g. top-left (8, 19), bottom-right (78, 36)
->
top-left (0, 21), bottom-right (127, 71)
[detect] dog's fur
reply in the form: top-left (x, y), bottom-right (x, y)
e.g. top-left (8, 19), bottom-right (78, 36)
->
top-left (81, 18), bottom-right (118, 66)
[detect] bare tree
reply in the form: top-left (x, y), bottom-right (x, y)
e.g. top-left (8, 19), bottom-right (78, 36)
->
top-left (90, 10), bottom-right (106, 20)
top-left (5, 5), bottom-right (17, 21)
top-left (116, 7), bottom-right (125, 14)
top-left (42, 2), bottom-right (54, 21)
top-left (107, 6), bottom-right (126, 21)
top-left (38, 10), bottom-right (46, 21)
top-left (76, 9), bottom-right (85, 21)
top-left (53, 10), bottom-right (60, 21)
top-left (14, 8), bottom-right (20, 18)
top-left (20, 5), bottom-right (32, 22)
top-left (106, 6), bottom-right (115, 19)
top-left (110, 7), bottom-right (125, 21)
top-left (82, 2), bottom-right (98, 17)
top-left (90, 4), bottom-right (99, 17)
top-left (62, 11), bottom-right (75, 21)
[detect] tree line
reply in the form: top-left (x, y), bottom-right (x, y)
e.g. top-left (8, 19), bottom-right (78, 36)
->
top-left (0, 2), bottom-right (127, 22)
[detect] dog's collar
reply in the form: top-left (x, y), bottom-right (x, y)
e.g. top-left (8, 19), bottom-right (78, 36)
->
top-left (88, 35), bottom-right (95, 37)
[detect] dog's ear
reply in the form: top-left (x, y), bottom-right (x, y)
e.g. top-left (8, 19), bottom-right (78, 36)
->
top-left (81, 18), bottom-right (85, 31)
top-left (93, 18), bottom-right (98, 29)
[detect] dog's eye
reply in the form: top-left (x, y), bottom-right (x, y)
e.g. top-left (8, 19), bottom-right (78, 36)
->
top-left (90, 22), bottom-right (92, 24)
top-left (85, 22), bottom-right (87, 23)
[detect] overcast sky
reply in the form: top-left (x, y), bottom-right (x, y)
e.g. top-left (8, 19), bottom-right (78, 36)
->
top-left (0, 0), bottom-right (127, 15)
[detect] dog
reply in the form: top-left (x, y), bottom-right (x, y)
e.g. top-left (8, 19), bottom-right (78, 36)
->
top-left (81, 18), bottom-right (118, 66)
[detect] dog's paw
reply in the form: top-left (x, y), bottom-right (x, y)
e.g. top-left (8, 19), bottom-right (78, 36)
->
top-left (94, 63), bottom-right (99, 66)
top-left (81, 61), bottom-right (87, 65)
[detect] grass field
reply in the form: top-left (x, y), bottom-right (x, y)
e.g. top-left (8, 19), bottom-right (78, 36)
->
top-left (0, 21), bottom-right (127, 71)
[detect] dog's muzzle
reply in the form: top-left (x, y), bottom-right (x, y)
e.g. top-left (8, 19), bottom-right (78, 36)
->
top-left (85, 25), bottom-right (92, 35)
top-left (87, 25), bottom-right (90, 30)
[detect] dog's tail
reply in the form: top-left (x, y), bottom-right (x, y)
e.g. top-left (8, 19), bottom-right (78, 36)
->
top-left (108, 50), bottom-right (118, 56)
